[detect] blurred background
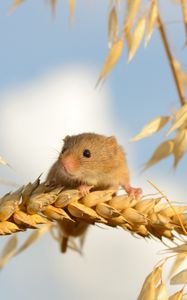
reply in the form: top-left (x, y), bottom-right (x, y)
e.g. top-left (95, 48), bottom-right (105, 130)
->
top-left (0, 1), bottom-right (186, 299)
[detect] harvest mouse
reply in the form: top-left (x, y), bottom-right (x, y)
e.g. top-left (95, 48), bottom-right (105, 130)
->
top-left (46, 133), bottom-right (142, 197)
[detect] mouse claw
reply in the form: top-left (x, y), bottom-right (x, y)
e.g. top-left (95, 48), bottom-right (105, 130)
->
top-left (123, 184), bottom-right (142, 200)
top-left (78, 184), bottom-right (93, 196)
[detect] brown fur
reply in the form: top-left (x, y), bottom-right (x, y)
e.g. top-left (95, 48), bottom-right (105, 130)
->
top-left (46, 133), bottom-right (130, 190)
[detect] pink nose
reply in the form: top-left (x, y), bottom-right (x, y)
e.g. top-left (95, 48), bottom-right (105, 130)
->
top-left (61, 157), bottom-right (77, 174)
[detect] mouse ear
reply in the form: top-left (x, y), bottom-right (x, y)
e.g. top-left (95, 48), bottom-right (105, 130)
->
top-left (107, 136), bottom-right (117, 145)
top-left (63, 135), bottom-right (70, 143)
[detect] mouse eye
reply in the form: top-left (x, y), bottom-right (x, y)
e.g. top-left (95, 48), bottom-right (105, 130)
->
top-left (61, 148), bottom-right (67, 154)
top-left (83, 149), bottom-right (91, 158)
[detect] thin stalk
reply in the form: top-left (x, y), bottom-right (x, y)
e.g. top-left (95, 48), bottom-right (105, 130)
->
top-left (181, 0), bottom-right (187, 41)
top-left (148, 180), bottom-right (187, 236)
top-left (157, 13), bottom-right (186, 106)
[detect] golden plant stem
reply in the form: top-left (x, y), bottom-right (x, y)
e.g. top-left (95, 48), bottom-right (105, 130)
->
top-left (148, 179), bottom-right (187, 235)
top-left (181, 0), bottom-right (187, 41)
top-left (157, 13), bottom-right (186, 106)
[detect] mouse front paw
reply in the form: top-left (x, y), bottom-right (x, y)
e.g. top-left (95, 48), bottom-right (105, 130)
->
top-left (78, 184), bottom-right (93, 196)
top-left (123, 184), bottom-right (142, 199)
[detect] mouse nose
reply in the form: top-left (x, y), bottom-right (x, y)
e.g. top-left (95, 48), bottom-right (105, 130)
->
top-left (61, 156), bottom-right (78, 174)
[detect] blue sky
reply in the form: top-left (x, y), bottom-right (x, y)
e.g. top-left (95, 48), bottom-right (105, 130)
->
top-left (0, 1), bottom-right (187, 299)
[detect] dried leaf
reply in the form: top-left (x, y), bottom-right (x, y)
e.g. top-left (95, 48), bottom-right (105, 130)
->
top-left (96, 38), bottom-right (124, 86)
top-left (167, 103), bottom-right (187, 136)
top-left (131, 116), bottom-right (170, 141)
top-left (15, 225), bottom-right (49, 256)
top-left (144, 140), bottom-right (174, 169)
top-left (170, 268), bottom-right (187, 285)
top-left (108, 6), bottom-right (118, 47)
top-left (137, 266), bottom-right (162, 300)
top-left (155, 281), bottom-right (168, 300)
top-left (173, 129), bottom-right (187, 167)
top-left (168, 253), bottom-right (187, 279)
top-left (128, 15), bottom-right (146, 62)
top-left (125, 0), bottom-right (141, 29)
top-left (145, 0), bottom-right (158, 46)
top-left (0, 235), bottom-right (17, 268)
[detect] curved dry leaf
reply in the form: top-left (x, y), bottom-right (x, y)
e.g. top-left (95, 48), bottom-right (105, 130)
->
top-left (168, 253), bottom-right (187, 279)
top-left (0, 235), bottom-right (17, 269)
top-left (96, 38), bottom-right (124, 86)
top-left (125, 0), bottom-right (141, 29)
top-left (169, 290), bottom-right (183, 300)
top-left (108, 6), bottom-right (118, 47)
top-left (69, 0), bottom-right (75, 23)
top-left (173, 129), bottom-right (187, 167)
top-left (144, 140), bottom-right (174, 170)
top-left (131, 116), bottom-right (170, 141)
top-left (145, 0), bottom-right (158, 46)
top-left (128, 15), bottom-right (146, 62)
top-left (155, 282), bottom-right (168, 300)
top-left (167, 103), bottom-right (187, 136)
top-left (15, 225), bottom-right (50, 256)
top-left (170, 268), bottom-right (187, 285)
top-left (137, 266), bottom-right (162, 300)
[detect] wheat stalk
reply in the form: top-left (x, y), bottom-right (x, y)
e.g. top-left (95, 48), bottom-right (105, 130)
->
top-left (0, 176), bottom-right (186, 243)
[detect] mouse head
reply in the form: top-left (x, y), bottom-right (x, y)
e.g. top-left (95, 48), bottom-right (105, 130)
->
top-left (58, 133), bottom-right (119, 182)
